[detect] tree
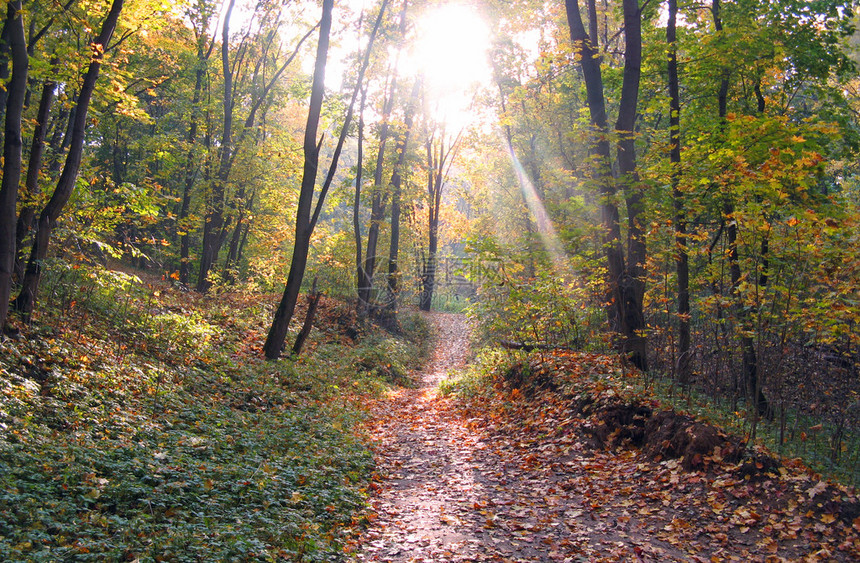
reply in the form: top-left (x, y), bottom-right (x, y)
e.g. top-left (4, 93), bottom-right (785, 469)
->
top-left (264, 0), bottom-right (387, 358)
top-left (385, 15), bottom-right (419, 312)
top-left (564, 0), bottom-right (648, 370)
top-left (15, 0), bottom-right (125, 319)
top-left (419, 124), bottom-right (462, 311)
top-left (357, 66), bottom-right (398, 312)
top-left (195, 0), bottom-right (237, 292)
top-left (194, 1), bottom-right (318, 291)
top-left (667, 0), bottom-right (690, 387)
top-left (178, 0), bottom-right (217, 286)
top-left (14, 58), bottom-right (57, 282)
top-left (0, 0), bottom-right (28, 330)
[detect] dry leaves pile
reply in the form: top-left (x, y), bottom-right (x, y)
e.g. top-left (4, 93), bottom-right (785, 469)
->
top-left (349, 313), bottom-right (860, 562)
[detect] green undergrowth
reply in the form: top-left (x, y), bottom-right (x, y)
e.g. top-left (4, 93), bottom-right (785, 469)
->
top-left (0, 262), bottom-right (429, 561)
top-left (439, 347), bottom-right (522, 398)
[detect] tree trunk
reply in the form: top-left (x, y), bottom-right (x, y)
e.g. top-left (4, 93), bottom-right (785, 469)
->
top-left (419, 196), bottom-right (440, 312)
top-left (386, 78), bottom-right (420, 309)
top-left (197, 0), bottom-right (236, 292)
top-left (223, 204), bottom-right (245, 273)
top-left (354, 86), bottom-right (369, 309)
top-left (565, 0), bottom-right (648, 370)
top-left (0, 17), bottom-right (11, 139)
top-left (234, 190), bottom-right (255, 266)
top-left (0, 1), bottom-right (27, 329)
top-left (15, 0), bottom-right (124, 319)
top-left (263, 0), bottom-right (333, 359)
top-left (667, 0), bottom-right (691, 387)
top-left (359, 70), bottom-right (397, 310)
top-left (420, 139), bottom-right (444, 312)
top-left (291, 277), bottom-right (321, 357)
top-left (712, 0), bottom-right (767, 416)
top-left (179, 34), bottom-right (212, 285)
top-left (220, 24), bottom-right (317, 280)
top-left (14, 65), bottom-right (55, 281)
top-left (46, 96), bottom-right (71, 174)
top-left (616, 0), bottom-right (647, 370)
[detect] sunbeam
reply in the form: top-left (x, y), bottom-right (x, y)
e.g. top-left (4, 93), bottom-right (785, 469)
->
top-left (501, 138), bottom-right (570, 276)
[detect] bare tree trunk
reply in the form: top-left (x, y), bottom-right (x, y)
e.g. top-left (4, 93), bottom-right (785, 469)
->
top-left (15, 0), bottom-right (124, 319)
top-left (354, 86), bottom-right (370, 308)
top-left (179, 28), bottom-right (214, 285)
top-left (419, 146), bottom-right (442, 311)
top-left (224, 203), bottom-right (245, 273)
top-left (197, 0), bottom-right (236, 292)
top-left (357, 38), bottom-right (404, 312)
top-left (0, 0), bottom-right (27, 329)
top-left (263, 0), bottom-right (333, 359)
top-left (667, 0), bottom-right (690, 387)
top-left (565, 0), bottom-right (648, 370)
top-left (291, 277), bottom-right (321, 357)
top-left (386, 78), bottom-right (420, 309)
top-left (46, 97), bottom-right (71, 174)
top-left (359, 72), bottom-right (396, 311)
top-left (420, 131), bottom-right (460, 312)
top-left (0, 17), bottom-right (11, 138)
top-left (264, 0), bottom-right (387, 358)
top-left (14, 64), bottom-right (56, 281)
top-left (235, 190), bottom-right (254, 265)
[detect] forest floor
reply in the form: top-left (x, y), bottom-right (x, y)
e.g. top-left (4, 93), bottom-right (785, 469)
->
top-left (349, 312), bottom-right (860, 562)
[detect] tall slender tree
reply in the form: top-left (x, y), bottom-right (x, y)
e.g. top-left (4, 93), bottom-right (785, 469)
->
top-left (667, 0), bottom-right (690, 387)
top-left (178, 0), bottom-right (217, 286)
top-left (711, 0), bottom-right (767, 416)
top-left (358, 68), bottom-right (397, 311)
top-left (14, 59), bottom-right (57, 281)
top-left (265, 0), bottom-right (388, 358)
top-left (0, 0), bottom-right (28, 330)
top-left (386, 78), bottom-right (420, 309)
top-left (196, 0), bottom-right (237, 292)
top-left (420, 125), bottom-right (462, 312)
top-left (15, 0), bottom-right (125, 319)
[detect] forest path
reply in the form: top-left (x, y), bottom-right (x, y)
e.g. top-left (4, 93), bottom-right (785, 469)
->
top-left (350, 313), bottom-right (860, 562)
top-left (353, 312), bottom-right (486, 561)
top-left (351, 312), bottom-right (681, 562)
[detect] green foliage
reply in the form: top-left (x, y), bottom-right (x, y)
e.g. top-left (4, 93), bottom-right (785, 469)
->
top-left (465, 246), bottom-right (605, 352)
top-left (439, 347), bottom-right (525, 399)
top-left (0, 268), bottom-right (433, 560)
top-left (348, 313), bottom-right (430, 386)
top-left (34, 260), bottom-right (215, 363)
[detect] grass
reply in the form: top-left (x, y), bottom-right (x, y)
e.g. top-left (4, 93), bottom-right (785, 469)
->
top-left (0, 261), bottom-right (430, 561)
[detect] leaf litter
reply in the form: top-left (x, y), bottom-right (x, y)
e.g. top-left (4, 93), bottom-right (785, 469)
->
top-left (350, 313), bottom-right (860, 562)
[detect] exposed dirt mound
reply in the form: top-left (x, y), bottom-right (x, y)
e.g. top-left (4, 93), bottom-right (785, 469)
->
top-left (503, 356), bottom-right (768, 477)
top-left (582, 403), bottom-right (652, 449)
top-left (644, 410), bottom-right (746, 470)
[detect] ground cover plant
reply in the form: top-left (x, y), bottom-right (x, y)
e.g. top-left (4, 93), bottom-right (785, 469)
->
top-left (0, 262), bottom-right (428, 561)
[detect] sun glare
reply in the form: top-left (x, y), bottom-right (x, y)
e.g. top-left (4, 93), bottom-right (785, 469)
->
top-left (404, 3), bottom-right (493, 128)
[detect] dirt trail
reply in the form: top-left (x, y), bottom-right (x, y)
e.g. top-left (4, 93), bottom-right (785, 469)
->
top-left (354, 312), bottom-right (486, 561)
top-left (353, 313), bottom-right (675, 562)
top-left (352, 313), bottom-right (859, 562)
